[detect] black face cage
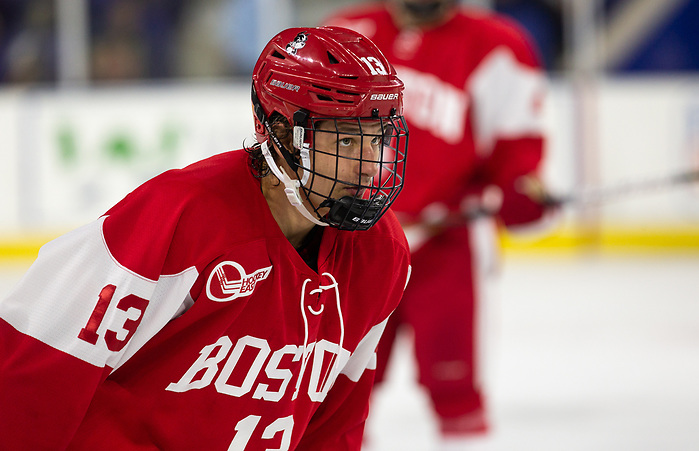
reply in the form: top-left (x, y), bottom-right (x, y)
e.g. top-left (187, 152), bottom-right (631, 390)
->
top-left (271, 114), bottom-right (408, 231)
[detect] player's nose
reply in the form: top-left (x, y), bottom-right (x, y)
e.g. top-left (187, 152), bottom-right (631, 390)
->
top-left (359, 139), bottom-right (380, 179)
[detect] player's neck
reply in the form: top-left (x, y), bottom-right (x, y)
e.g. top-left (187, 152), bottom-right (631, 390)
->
top-left (389, 4), bottom-right (456, 30)
top-left (261, 174), bottom-right (317, 249)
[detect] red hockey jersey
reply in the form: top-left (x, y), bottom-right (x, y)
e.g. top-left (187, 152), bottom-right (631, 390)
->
top-left (0, 149), bottom-right (411, 450)
top-left (325, 5), bottom-right (548, 226)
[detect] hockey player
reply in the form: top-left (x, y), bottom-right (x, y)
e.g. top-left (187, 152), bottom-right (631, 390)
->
top-left (324, 0), bottom-right (553, 441)
top-left (0, 27), bottom-right (410, 450)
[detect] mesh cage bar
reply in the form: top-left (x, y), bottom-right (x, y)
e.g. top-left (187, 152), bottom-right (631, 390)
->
top-left (289, 115), bottom-right (408, 230)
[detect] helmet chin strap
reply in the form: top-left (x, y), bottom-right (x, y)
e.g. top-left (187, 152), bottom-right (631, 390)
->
top-left (260, 140), bottom-right (327, 227)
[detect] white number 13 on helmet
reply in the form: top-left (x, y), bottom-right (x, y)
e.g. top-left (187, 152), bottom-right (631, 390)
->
top-left (360, 56), bottom-right (388, 75)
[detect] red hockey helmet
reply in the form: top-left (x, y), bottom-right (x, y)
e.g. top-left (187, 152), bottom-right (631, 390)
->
top-left (251, 26), bottom-right (409, 231)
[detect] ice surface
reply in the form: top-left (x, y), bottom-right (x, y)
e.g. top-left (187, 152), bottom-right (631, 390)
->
top-left (364, 254), bottom-right (699, 451)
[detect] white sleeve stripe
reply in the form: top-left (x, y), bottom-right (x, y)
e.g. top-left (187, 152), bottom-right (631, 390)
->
top-left (0, 217), bottom-right (199, 369)
top-left (340, 317), bottom-right (389, 382)
top-left (469, 46), bottom-right (546, 154)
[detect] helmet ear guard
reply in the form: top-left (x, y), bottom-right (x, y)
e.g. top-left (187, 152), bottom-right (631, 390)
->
top-left (252, 84), bottom-right (310, 179)
top-left (292, 110), bottom-right (313, 187)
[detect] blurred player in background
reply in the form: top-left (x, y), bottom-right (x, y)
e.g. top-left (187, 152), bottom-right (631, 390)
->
top-left (324, 0), bottom-right (554, 444)
top-left (0, 26), bottom-right (410, 450)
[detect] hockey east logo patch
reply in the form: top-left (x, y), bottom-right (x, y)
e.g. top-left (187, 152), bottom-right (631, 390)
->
top-left (206, 261), bottom-right (272, 302)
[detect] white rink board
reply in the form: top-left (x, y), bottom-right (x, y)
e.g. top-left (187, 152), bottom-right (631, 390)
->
top-left (0, 83), bottom-right (253, 233)
top-left (1, 77), bottom-right (699, 234)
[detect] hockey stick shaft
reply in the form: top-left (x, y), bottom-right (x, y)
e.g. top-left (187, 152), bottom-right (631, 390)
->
top-left (460, 169), bottom-right (699, 222)
top-left (556, 169), bottom-right (699, 207)
top-left (404, 169), bottom-right (699, 251)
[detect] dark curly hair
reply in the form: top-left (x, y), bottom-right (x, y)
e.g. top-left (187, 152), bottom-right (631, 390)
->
top-left (245, 113), bottom-right (294, 178)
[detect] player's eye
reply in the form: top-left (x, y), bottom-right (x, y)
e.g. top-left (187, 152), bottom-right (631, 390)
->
top-left (339, 137), bottom-right (353, 147)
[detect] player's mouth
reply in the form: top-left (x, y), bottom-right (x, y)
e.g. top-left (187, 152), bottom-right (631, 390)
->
top-left (342, 187), bottom-right (362, 198)
top-left (334, 177), bottom-right (373, 199)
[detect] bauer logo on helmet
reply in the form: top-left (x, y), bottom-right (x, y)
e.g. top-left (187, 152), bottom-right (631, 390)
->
top-left (270, 79), bottom-right (301, 92)
top-left (370, 93), bottom-right (399, 101)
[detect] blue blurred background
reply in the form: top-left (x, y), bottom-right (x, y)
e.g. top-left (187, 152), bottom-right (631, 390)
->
top-left (1, 0), bottom-right (697, 86)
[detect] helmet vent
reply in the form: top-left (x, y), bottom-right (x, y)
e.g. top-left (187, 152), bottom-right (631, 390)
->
top-left (271, 50), bottom-right (286, 59)
top-left (327, 51), bottom-right (340, 64)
